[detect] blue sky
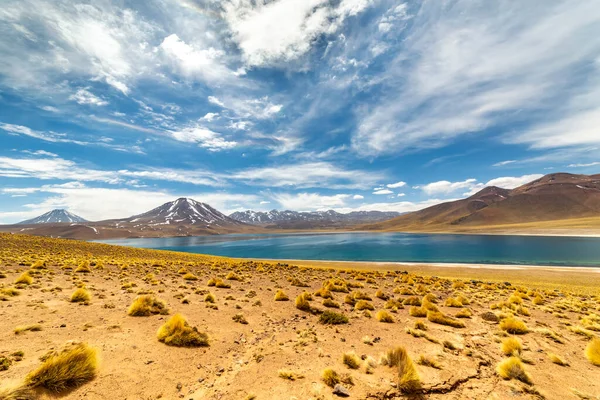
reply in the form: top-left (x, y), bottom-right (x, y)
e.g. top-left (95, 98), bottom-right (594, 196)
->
top-left (1, 0), bottom-right (599, 223)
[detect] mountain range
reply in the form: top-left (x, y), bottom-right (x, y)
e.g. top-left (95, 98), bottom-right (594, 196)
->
top-left (229, 209), bottom-right (400, 228)
top-left (361, 173), bottom-right (600, 233)
top-left (4, 172), bottom-right (600, 239)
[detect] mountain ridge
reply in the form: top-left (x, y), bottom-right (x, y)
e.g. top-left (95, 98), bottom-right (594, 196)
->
top-left (18, 209), bottom-right (88, 225)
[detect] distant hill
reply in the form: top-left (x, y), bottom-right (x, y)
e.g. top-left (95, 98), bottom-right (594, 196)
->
top-left (361, 173), bottom-right (600, 233)
top-left (230, 209), bottom-right (400, 229)
top-left (18, 209), bottom-right (88, 224)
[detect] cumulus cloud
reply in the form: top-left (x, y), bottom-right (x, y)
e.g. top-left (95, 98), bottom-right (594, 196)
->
top-left (386, 181), bottom-right (406, 188)
top-left (169, 126), bottom-right (237, 151)
top-left (373, 189), bottom-right (393, 195)
top-left (270, 192), bottom-right (350, 210)
top-left (68, 88), bottom-right (108, 106)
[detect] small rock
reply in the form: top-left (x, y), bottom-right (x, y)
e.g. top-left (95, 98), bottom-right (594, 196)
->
top-left (176, 382), bottom-right (182, 391)
top-left (60, 324), bottom-right (66, 328)
top-left (333, 384), bottom-right (350, 397)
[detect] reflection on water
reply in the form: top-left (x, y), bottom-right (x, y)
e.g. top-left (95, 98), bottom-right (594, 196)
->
top-left (97, 232), bottom-right (600, 267)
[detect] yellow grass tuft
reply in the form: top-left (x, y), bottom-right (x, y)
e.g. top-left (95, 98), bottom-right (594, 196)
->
top-left (501, 337), bottom-right (522, 356)
top-left (278, 369), bottom-right (304, 380)
top-left (321, 368), bottom-right (340, 387)
top-left (14, 272), bottom-right (32, 285)
top-left (0, 384), bottom-right (35, 400)
top-left (548, 353), bottom-right (569, 366)
top-left (70, 288), bottom-right (91, 303)
top-left (205, 293), bottom-right (215, 303)
top-left (500, 317), bottom-right (529, 334)
top-left (182, 273), bottom-right (198, 281)
top-left (342, 352), bottom-right (361, 369)
top-left (383, 347), bottom-right (421, 393)
top-left (496, 356), bottom-right (532, 385)
top-left (409, 306), bottom-right (427, 317)
top-left (156, 313), bottom-right (209, 347)
top-left (295, 292), bottom-right (312, 311)
top-left (127, 295), bottom-right (169, 316)
top-left (24, 343), bottom-right (98, 393)
top-left (416, 354), bottom-right (441, 369)
top-left (14, 324), bottom-right (42, 335)
top-left (355, 300), bottom-right (374, 311)
top-left (274, 290), bottom-right (289, 301)
top-left (585, 337), bottom-right (600, 366)
top-left (376, 310), bottom-right (394, 323)
top-left (427, 310), bottom-right (465, 328)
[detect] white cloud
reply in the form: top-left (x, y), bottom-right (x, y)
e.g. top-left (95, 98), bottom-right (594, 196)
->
top-left (68, 88), bottom-right (108, 106)
top-left (208, 96), bottom-right (226, 107)
top-left (200, 112), bottom-right (219, 122)
top-left (418, 179), bottom-right (478, 196)
top-left (231, 161), bottom-right (384, 189)
top-left (568, 162), bottom-right (600, 168)
top-left (169, 126), bottom-right (237, 151)
top-left (485, 174), bottom-right (543, 189)
top-left (332, 198), bottom-right (449, 214)
top-left (222, 0), bottom-right (373, 66)
top-left (352, 1), bottom-right (600, 157)
top-left (386, 181), bottom-right (406, 188)
top-left (0, 185), bottom-right (259, 223)
top-left (270, 192), bottom-right (350, 210)
top-left (397, 193), bottom-right (405, 197)
top-left (493, 160), bottom-right (516, 167)
top-left (160, 34), bottom-right (235, 82)
top-left (352, 194), bottom-right (364, 199)
top-left (373, 189), bottom-right (393, 195)
top-left (259, 200), bottom-right (270, 205)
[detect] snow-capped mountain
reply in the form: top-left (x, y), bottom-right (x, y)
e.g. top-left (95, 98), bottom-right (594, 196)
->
top-left (125, 198), bottom-right (243, 227)
top-left (229, 209), bottom-right (400, 225)
top-left (18, 209), bottom-right (88, 224)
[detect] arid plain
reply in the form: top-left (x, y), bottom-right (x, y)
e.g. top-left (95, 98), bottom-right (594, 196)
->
top-left (1, 233), bottom-right (599, 400)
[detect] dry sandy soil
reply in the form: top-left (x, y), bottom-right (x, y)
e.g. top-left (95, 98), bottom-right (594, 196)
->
top-left (1, 233), bottom-right (599, 400)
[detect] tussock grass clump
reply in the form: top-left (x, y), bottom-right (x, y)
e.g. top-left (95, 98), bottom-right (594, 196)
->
top-left (496, 357), bottom-right (532, 385)
top-left (14, 324), bottom-right (42, 335)
top-left (414, 320), bottom-right (427, 330)
top-left (342, 352), bottom-right (361, 369)
top-left (323, 298), bottom-right (340, 308)
top-left (70, 288), bottom-right (91, 303)
top-left (232, 314), bottom-right (248, 324)
top-left (205, 293), bottom-right (215, 303)
top-left (15, 273), bottom-right (32, 285)
top-left (409, 306), bottom-right (427, 317)
top-left (403, 296), bottom-right (421, 306)
top-left (585, 337), bottom-right (600, 366)
top-left (319, 310), bottom-right (348, 325)
top-left (501, 337), bottom-right (522, 356)
top-left (182, 273), bottom-right (198, 281)
top-left (0, 384), bottom-right (35, 400)
top-left (295, 292), bottom-right (312, 312)
top-left (455, 308), bottom-right (472, 318)
top-left (321, 368), bottom-right (340, 387)
top-left (548, 353), bottom-right (569, 366)
top-left (376, 310), bottom-right (394, 323)
top-left (417, 354), bottom-right (441, 369)
top-left (500, 317), bottom-right (529, 334)
top-left (274, 290), bottom-right (289, 301)
top-left (25, 343), bottom-right (98, 392)
top-left (382, 347), bottom-right (421, 393)
top-left (156, 314), bottom-right (209, 347)
top-left (278, 370), bottom-right (304, 380)
top-left (215, 279), bottom-right (231, 288)
top-left (127, 295), bottom-right (168, 316)
top-left (355, 300), bottom-right (374, 311)
top-left (427, 311), bottom-right (465, 328)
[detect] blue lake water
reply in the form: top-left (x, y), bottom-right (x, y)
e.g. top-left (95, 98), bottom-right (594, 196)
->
top-left (97, 232), bottom-right (600, 267)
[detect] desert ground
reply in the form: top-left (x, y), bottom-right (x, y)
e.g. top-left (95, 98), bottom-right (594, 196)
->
top-left (1, 233), bottom-right (599, 400)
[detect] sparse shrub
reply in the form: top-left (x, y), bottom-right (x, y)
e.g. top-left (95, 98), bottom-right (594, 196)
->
top-left (342, 352), bottom-right (361, 369)
top-left (274, 290), bottom-right (289, 301)
top-left (127, 295), bottom-right (168, 316)
top-left (25, 343), bottom-right (98, 392)
top-left (321, 368), bottom-right (340, 387)
top-left (496, 356), bottom-right (532, 385)
top-left (500, 317), bottom-right (528, 334)
top-left (319, 310), bottom-right (348, 325)
top-left (156, 314), bottom-right (209, 347)
top-left (417, 354), bottom-right (441, 369)
top-left (233, 313), bottom-right (248, 324)
top-left (70, 288), bottom-right (91, 303)
top-left (585, 337), bottom-right (600, 366)
top-left (376, 310), bottom-right (394, 323)
top-left (427, 311), bottom-right (465, 328)
top-left (501, 337), bottom-right (522, 356)
top-left (278, 370), bottom-right (304, 380)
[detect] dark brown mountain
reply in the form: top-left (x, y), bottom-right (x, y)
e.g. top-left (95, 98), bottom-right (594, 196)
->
top-left (361, 173), bottom-right (600, 232)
